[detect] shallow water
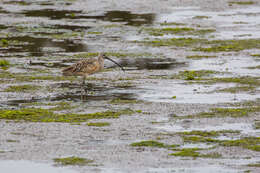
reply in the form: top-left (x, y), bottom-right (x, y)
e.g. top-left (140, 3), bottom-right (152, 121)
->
top-left (0, 160), bottom-right (78, 173)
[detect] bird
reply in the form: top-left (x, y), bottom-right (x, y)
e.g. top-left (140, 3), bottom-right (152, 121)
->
top-left (62, 53), bottom-right (125, 98)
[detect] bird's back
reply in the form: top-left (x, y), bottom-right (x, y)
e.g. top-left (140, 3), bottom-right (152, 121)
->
top-left (62, 58), bottom-right (102, 76)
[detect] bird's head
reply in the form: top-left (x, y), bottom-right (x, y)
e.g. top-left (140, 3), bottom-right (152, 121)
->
top-left (99, 53), bottom-right (125, 72)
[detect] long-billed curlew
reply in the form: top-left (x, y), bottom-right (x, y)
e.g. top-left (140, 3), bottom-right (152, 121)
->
top-left (62, 53), bottom-right (124, 97)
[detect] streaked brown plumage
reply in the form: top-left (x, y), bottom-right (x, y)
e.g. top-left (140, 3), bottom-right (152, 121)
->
top-left (62, 53), bottom-right (124, 85)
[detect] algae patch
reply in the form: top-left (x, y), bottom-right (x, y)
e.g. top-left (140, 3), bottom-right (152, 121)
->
top-left (170, 148), bottom-right (221, 158)
top-left (0, 59), bottom-right (10, 67)
top-left (178, 130), bottom-right (240, 137)
top-left (87, 122), bottom-right (110, 127)
top-left (130, 140), bottom-right (177, 149)
top-left (0, 108), bottom-right (135, 123)
top-left (54, 157), bottom-right (93, 166)
top-left (228, 1), bottom-right (254, 5)
top-left (181, 106), bottom-right (260, 119)
top-left (186, 55), bottom-right (217, 59)
top-left (4, 85), bottom-right (41, 92)
top-left (220, 137), bottom-right (260, 151)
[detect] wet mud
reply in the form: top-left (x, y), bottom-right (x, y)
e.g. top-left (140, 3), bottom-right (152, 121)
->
top-left (0, 0), bottom-right (260, 173)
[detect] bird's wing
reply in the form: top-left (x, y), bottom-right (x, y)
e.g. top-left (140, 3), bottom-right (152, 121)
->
top-left (71, 59), bottom-right (96, 73)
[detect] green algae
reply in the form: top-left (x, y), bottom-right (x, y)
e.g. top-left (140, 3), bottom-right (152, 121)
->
top-left (254, 121), bottom-right (260, 129)
top-left (197, 76), bottom-right (260, 86)
top-left (172, 70), bottom-right (217, 80)
top-left (87, 31), bottom-right (102, 35)
top-left (183, 136), bottom-right (219, 143)
top-left (73, 52), bottom-right (152, 59)
top-left (110, 98), bottom-right (141, 104)
top-left (141, 37), bottom-right (205, 47)
top-left (6, 139), bottom-right (20, 143)
top-left (251, 54), bottom-right (260, 57)
top-left (193, 39), bottom-right (260, 52)
top-left (247, 162), bottom-right (260, 167)
top-left (181, 106), bottom-right (260, 119)
top-left (87, 122), bottom-right (110, 127)
top-left (170, 148), bottom-right (201, 157)
top-left (229, 1), bottom-right (254, 5)
top-left (247, 65), bottom-right (260, 69)
top-left (160, 22), bottom-right (185, 26)
top-left (22, 102), bottom-right (74, 111)
top-left (0, 108), bottom-right (135, 123)
top-left (216, 86), bottom-right (256, 93)
top-left (53, 157), bottom-right (93, 166)
top-left (220, 137), bottom-right (260, 151)
top-left (186, 55), bottom-right (217, 59)
top-left (0, 59), bottom-right (10, 66)
top-left (178, 130), bottom-right (240, 137)
top-left (171, 148), bottom-right (221, 158)
top-left (4, 85), bottom-right (41, 92)
top-left (130, 140), bottom-right (177, 149)
top-left (192, 16), bottom-right (211, 19)
top-left (146, 27), bottom-right (215, 36)
top-left (0, 71), bottom-right (76, 82)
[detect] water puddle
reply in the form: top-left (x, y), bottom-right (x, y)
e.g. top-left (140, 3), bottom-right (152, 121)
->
top-left (102, 165), bottom-right (238, 173)
top-left (137, 81), bottom-right (259, 104)
top-left (180, 143), bottom-right (214, 149)
top-left (158, 6), bottom-right (260, 39)
top-left (156, 123), bottom-right (259, 137)
top-left (0, 36), bottom-right (87, 56)
top-left (120, 58), bottom-right (184, 70)
top-left (0, 160), bottom-right (78, 173)
top-left (22, 9), bottom-right (155, 26)
top-left (52, 82), bottom-right (136, 102)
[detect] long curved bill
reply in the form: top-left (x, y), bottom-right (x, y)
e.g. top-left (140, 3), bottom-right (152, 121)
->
top-left (104, 56), bottom-right (125, 72)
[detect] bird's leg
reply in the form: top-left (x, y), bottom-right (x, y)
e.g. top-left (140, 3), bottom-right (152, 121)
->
top-left (81, 76), bottom-right (86, 101)
top-left (81, 76), bottom-right (86, 85)
top-left (81, 75), bottom-right (88, 101)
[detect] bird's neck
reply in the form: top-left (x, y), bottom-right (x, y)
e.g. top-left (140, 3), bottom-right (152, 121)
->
top-left (98, 56), bottom-right (104, 68)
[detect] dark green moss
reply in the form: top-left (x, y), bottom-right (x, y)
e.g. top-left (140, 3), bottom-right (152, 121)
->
top-left (53, 157), bottom-right (93, 166)
top-left (87, 122), bottom-right (110, 127)
top-left (0, 108), bottom-right (134, 123)
top-left (130, 140), bottom-right (177, 149)
top-left (4, 85), bottom-right (41, 92)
